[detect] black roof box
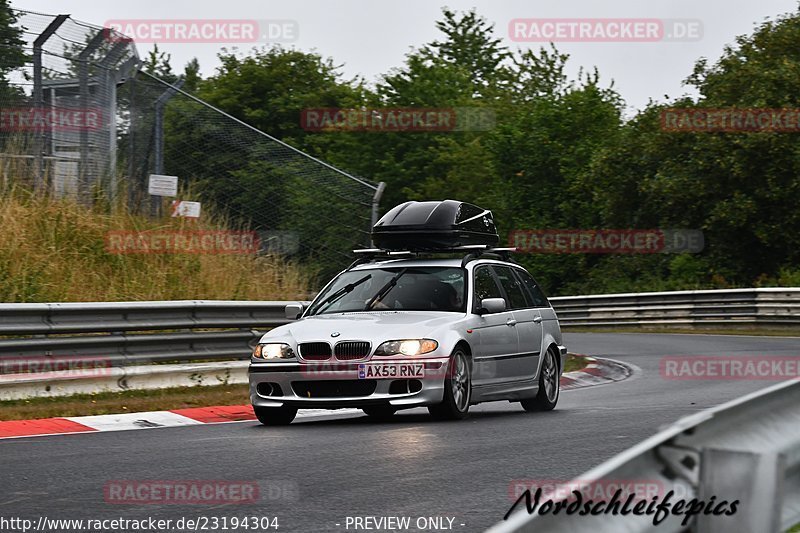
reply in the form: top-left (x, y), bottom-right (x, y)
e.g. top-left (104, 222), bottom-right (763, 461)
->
top-left (372, 200), bottom-right (499, 251)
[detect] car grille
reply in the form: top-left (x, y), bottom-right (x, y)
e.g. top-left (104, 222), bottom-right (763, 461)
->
top-left (291, 380), bottom-right (377, 398)
top-left (298, 342), bottom-right (332, 361)
top-left (334, 341), bottom-right (371, 361)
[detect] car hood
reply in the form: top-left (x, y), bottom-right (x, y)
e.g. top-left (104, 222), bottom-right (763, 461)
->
top-left (264, 311), bottom-right (463, 343)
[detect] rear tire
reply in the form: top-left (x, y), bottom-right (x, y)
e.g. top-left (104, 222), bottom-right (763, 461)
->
top-left (362, 406), bottom-right (397, 420)
top-left (521, 348), bottom-right (559, 412)
top-left (254, 405), bottom-right (297, 426)
top-left (428, 348), bottom-right (471, 421)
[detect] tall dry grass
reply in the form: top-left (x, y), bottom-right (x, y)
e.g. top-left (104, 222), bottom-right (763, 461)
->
top-left (0, 191), bottom-right (310, 302)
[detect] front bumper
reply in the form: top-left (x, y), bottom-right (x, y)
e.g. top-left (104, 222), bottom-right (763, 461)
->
top-left (558, 345), bottom-right (568, 373)
top-left (249, 358), bottom-right (449, 410)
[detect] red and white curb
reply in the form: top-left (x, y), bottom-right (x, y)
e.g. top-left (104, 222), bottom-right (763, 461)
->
top-left (0, 356), bottom-right (631, 440)
top-left (0, 405), bottom-right (364, 440)
top-left (560, 355), bottom-right (633, 391)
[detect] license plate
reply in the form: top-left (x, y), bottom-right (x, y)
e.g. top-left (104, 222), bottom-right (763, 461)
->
top-left (358, 364), bottom-right (425, 379)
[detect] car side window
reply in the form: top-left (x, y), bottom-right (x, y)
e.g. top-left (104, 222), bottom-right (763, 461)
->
top-left (473, 266), bottom-right (503, 311)
top-left (515, 269), bottom-right (550, 308)
top-left (494, 266), bottom-right (529, 310)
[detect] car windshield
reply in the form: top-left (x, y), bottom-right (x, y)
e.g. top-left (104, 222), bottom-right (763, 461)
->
top-left (306, 267), bottom-right (466, 316)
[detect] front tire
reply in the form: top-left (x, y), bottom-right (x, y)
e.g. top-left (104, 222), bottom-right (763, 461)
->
top-left (254, 405), bottom-right (297, 425)
top-left (521, 348), bottom-right (560, 412)
top-left (428, 348), bottom-right (471, 421)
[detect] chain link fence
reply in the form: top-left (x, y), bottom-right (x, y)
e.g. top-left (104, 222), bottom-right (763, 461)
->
top-left (1, 9), bottom-right (382, 280)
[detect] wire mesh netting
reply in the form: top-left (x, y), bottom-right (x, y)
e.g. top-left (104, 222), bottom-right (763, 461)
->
top-left (1, 9), bottom-right (139, 197)
top-left (1, 9), bottom-right (379, 280)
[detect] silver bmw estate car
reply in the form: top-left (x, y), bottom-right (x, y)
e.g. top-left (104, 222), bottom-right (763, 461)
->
top-left (249, 255), bottom-right (566, 425)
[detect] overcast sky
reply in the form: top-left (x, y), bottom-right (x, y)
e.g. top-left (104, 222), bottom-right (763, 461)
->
top-left (14, 0), bottom-right (800, 112)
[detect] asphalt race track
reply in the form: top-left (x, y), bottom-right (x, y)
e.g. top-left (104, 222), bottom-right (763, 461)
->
top-left (2, 333), bottom-right (798, 532)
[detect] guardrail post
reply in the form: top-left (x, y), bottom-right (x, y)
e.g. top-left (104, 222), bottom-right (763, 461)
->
top-left (697, 448), bottom-right (784, 533)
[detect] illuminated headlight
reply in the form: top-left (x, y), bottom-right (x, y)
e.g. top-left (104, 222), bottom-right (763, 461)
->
top-left (253, 343), bottom-right (295, 360)
top-left (374, 339), bottom-right (438, 357)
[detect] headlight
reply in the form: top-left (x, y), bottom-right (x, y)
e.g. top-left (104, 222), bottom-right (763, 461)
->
top-left (374, 339), bottom-right (438, 356)
top-left (253, 343), bottom-right (295, 360)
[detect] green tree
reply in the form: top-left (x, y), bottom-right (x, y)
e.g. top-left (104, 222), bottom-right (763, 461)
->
top-left (582, 7), bottom-right (800, 289)
top-left (0, 1), bottom-right (27, 102)
top-left (198, 47), bottom-right (366, 149)
top-left (142, 44), bottom-right (178, 83)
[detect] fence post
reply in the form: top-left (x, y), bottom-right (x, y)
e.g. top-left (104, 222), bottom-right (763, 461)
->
top-left (151, 79), bottom-right (184, 217)
top-left (32, 14), bottom-right (68, 194)
top-left (77, 30), bottom-right (106, 205)
top-left (370, 181), bottom-right (386, 246)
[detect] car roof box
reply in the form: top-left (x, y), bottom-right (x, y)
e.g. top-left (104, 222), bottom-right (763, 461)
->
top-left (372, 200), bottom-right (499, 251)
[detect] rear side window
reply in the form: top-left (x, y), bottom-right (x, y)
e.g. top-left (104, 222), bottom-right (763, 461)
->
top-left (473, 267), bottom-right (503, 309)
top-left (493, 266), bottom-right (529, 310)
top-left (515, 269), bottom-right (550, 308)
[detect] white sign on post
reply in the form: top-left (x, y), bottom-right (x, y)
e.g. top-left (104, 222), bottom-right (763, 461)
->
top-left (148, 174), bottom-right (179, 197)
top-left (171, 201), bottom-right (202, 219)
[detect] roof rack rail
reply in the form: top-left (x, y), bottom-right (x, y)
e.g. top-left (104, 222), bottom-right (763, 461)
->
top-left (460, 247), bottom-right (517, 267)
top-left (346, 246), bottom-right (518, 271)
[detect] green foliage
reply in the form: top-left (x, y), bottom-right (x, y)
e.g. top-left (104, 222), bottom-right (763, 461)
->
top-left (151, 6), bottom-right (800, 294)
top-left (198, 47), bottom-right (365, 148)
top-left (0, 0), bottom-right (26, 102)
top-left (142, 44), bottom-right (178, 82)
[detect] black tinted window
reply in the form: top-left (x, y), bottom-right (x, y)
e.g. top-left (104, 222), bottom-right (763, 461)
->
top-left (307, 267), bottom-right (465, 315)
top-left (474, 267), bottom-right (502, 308)
top-left (494, 267), bottom-right (529, 310)
top-left (515, 269), bottom-right (550, 308)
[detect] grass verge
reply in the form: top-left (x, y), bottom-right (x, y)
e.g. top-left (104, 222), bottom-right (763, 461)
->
top-left (0, 354), bottom-right (589, 421)
top-left (564, 353), bottom-right (587, 374)
top-left (0, 191), bottom-right (310, 301)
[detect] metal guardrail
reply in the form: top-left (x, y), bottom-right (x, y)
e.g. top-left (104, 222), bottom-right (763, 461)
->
top-left (550, 287), bottom-right (800, 328)
top-left (0, 361), bottom-right (250, 401)
top-left (0, 300), bottom-right (295, 366)
top-left (0, 288), bottom-right (797, 367)
top-left (488, 378), bottom-right (800, 533)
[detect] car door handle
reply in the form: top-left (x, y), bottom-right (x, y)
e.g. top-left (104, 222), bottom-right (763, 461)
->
top-left (506, 319), bottom-right (517, 327)
top-left (533, 317), bottom-right (543, 324)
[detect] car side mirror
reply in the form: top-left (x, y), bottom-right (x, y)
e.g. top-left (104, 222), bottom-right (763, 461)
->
top-left (478, 298), bottom-right (506, 315)
top-left (285, 303), bottom-right (304, 320)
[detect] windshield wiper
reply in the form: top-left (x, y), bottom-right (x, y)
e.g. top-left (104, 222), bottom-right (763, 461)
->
top-left (365, 269), bottom-right (408, 310)
top-left (310, 274), bottom-right (372, 315)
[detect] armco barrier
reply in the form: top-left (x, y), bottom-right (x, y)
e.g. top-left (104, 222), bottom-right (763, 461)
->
top-left (550, 287), bottom-right (800, 328)
top-left (0, 361), bottom-right (249, 401)
top-left (0, 289), bottom-right (796, 369)
top-left (488, 379), bottom-right (800, 532)
top-left (0, 300), bottom-right (293, 365)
